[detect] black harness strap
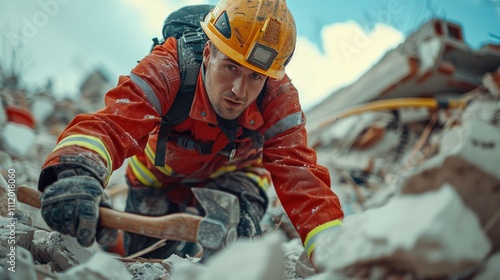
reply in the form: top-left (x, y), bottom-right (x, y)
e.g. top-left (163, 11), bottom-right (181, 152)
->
top-left (154, 32), bottom-right (205, 167)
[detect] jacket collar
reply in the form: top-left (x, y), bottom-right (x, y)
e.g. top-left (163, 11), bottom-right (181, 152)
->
top-left (189, 67), bottom-right (264, 130)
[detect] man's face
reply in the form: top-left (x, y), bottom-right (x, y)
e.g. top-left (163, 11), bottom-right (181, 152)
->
top-left (203, 42), bottom-right (267, 120)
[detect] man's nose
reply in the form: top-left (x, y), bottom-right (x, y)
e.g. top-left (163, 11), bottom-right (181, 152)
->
top-left (231, 76), bottom-right (246, 98)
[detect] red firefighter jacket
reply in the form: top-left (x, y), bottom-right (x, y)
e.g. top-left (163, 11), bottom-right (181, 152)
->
top-left (42, 37), bottom-right (343, 256)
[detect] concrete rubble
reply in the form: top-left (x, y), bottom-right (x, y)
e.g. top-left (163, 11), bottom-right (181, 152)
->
top-left (127, 262), bottom-right (168, 280)
top-left (299, 19), bottom-right (500, 278)
top-left (302, 76), bottom-right (500, 278)
top-left (170, 232), bottom-right (286, 280)
top-left (1, 17), bottom-right (500, 280)
top-left (314, 184), bottom-right (491, 278)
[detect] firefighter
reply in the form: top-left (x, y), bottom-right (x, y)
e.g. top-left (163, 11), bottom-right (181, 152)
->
top-left (37, 0), bottom-right (343, 267)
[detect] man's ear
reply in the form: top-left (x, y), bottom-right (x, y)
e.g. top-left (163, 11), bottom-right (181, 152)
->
top-left (203, 41), bottom-right (211, 67)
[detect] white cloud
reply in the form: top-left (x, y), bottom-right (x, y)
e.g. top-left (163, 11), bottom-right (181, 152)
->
top-left (121, 0), bottom-right (211, 39)
top-left (287, 21), bottom-right (405, 111)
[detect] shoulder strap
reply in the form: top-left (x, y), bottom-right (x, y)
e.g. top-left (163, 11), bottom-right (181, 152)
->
top-left (154, 32), bottom-right (205, 167)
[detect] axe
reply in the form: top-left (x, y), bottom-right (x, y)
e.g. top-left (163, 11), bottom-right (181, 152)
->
top-left (17, 185), bottom-right (239, 258)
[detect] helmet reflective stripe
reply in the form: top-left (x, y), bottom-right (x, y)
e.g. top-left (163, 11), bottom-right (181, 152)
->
top-left (201, 0), bottom-right (296, 79)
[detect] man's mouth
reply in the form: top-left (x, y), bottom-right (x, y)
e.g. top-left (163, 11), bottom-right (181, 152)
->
top-left (224, 98), bottom-right (243, 108)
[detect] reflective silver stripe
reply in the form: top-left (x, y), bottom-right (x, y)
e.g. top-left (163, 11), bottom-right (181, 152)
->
top-left (264, 111), bottom-right (303, 140)
top-left (55, 135), bottom-right (113, 177)
top-left (130, 72), bottom-right (162, 114)
top-left (129, 156), bottom-right (160, 187)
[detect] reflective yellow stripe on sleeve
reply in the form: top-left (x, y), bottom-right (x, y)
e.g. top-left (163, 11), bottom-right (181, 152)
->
top-left (144, 143), bottom-right (176, 176)
top-left (209, 164), bottom-right (270, 191)
top-left (129, 155), bottom-right (162, 188)
top-left (243, 171), bottom-right (270, 191)
top-left (304, 219), bottom-right (342, 257)
top-left (209, 165), bottom-right (238, 179)
top-left (54, 134), bottom-right (113, 179)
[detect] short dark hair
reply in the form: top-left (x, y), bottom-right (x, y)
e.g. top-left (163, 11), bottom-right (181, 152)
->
top-left (209, 41), bottom-right (219, 55)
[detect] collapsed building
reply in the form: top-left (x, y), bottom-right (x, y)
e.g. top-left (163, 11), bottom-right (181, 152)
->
top-left (301, 18), bottom-right (500, 279)
top-left (0, 18), bottom-right (499, 279)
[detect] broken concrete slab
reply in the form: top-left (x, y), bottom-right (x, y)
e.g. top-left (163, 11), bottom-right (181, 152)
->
top-left (314, 184), bottom-right (491, 279)
top-left (13, 212), bottom-right (32, 227)
top-left (7, 246), bottom-right (38, 280)
top-left (0, 247), bottom-right (59, 280)
top-left (277, 237), bottom-right (309, 279)
top-left (482, 68), bottom-right (500, 97)
top-left (29, 229), bottom-right (50, 263)
top-left (475, 253), bottom-right (500, 280)
top-left (170, 232), bottom-right (286, 280)
top-left (62, 252), bottom-right (132, 280)
top-left (0, 216), bottom-right (34, 255)
top-left (34, 232), bottom-right (93, 272)
top-left (401, 118), bottom-right (500, 251)
top-left (127, 262), bottom-right (168, 280)
top-left (461, 100), bottom-right (500, 128)
top-left (293, 248), bottom-right (315, 279)
top-left (161, 254), bottom-right (195, 273)
top-left (0, 174), bottom-right (8, 217)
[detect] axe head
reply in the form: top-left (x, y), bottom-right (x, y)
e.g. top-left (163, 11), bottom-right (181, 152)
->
top-left (192, 188), bottom-right (240, 258)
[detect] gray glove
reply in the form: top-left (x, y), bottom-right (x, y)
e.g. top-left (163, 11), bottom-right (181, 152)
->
top-left (40, 171), bottom-right (117, 247)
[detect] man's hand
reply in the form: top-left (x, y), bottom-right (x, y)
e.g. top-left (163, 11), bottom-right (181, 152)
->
top-left (40, 175), bottom-right (117, 247)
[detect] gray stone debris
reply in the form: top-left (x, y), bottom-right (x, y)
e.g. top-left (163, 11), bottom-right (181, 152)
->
top-left (314, 184), bottom-right (491, 279)
top-left (161, 253), bottom-right (196, 273)
top-left (170, 232), bottom-right (286, 280)
top-left (292, 245), bottom-right (315, 279)
top-left (6, 247), bottom-right (38, 280)
top-left (62, 252), bottom-right (132, 280)
top-left (0, 215), bottom-right (34, 256)
top-left (474, 253), bottom-right (500, 280)
top-left (36, 231), bottom-right (93, 272)
top-left (0, 172), bottom-right (10, 217)
top-left (401, 117), bottom-right (500, 251)
top-left (127, 262), bottom-right (168, 280)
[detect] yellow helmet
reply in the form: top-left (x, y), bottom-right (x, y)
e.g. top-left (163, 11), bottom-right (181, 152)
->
top-left (201, 0), bottom-right (296, 79)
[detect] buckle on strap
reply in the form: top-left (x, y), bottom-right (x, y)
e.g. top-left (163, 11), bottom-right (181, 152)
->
top-left (173, 136), bottom-right (237, 160)
top-left (175, 136), bottom-right (212, 154)
top-left (218, 143), bottom-right (237, 161)
top-left (218, 148), bottom-right (236, 161)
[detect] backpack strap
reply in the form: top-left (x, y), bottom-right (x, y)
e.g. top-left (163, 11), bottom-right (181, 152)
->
top-left (154, 32), bottom-right (205, 167)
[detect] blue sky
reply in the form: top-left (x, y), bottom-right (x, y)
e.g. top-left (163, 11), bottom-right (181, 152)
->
top-left (1, 0), bottom-right (499, 110)
top-left (287, 0), bottom-right (499, 50)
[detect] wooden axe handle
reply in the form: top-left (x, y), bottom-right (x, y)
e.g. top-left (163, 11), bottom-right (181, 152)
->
top-left (17, 186), bottom-right (202, 243)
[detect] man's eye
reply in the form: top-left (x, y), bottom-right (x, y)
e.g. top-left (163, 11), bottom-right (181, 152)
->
top-left (226, 64), bottom-right (237, 71)
top-left (251, 73), bottom-right (262, 80)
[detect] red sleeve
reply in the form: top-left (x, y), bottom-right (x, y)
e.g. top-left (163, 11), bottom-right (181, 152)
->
top-left (43, 38), bottom-right (181, 173)
top-left (261, 76), bottom-right (344, 245)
